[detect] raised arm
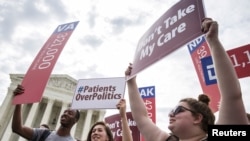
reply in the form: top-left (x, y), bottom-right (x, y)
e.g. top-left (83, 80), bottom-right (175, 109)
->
top-left (116, 99), bottom-right (133, 141)
top-left (12, 84), bottom-right (34, 140)
top-left (202, 18), bottom-right (248, 124)
top-left (125, 64), bottom-right (168, 141)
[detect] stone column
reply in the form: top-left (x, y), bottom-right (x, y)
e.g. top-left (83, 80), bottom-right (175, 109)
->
top-left (0, 92), bottom-right (13, 140)
top-left (1, 114), bottom-right (14, 141)
top-left (24, 103), bottom-right (39, 127)
top-left (40, 99), bottom-right (54, 125)
top-left (97, 110), bottom-right (106, 121)
top-left (0, 85), bottom-right (16, 139)
top-left (55, 102), bottom-right (68, 129)
top-left (0, 90), bottom-right (12, 122)
top-left (18, 103), bottom-right (39, 141)
top-left (81, 110), bottom-right (93, 140)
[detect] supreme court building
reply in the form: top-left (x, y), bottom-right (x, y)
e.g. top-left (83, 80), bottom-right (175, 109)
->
top-left (0, 74), bottom-right (106, 141)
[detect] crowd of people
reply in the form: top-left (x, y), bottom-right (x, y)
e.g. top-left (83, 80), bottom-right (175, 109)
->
top-left (12, 84), bottom-right (133, 141)
top-left (10, 18), bottom-right (249, 141)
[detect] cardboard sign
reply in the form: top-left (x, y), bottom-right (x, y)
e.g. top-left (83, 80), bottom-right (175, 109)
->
top-left (13, 21), bottom-right (79, 104)
top-left (188, 35), bottom-right (250, 112)
top-left (139, 86), bottom-right (156, 141)
top-left (71, 77), bottom-right (126, 109)
top-left (105, 112), bottom-right (141, 141)
top-left (139, 86), bottom-right (156, 123)
top-left (128, 0), bottom-right (205, 79)
top-left (187, 35), bottom-right (220, 112)
top-left (227, 44), bottom-right (250, 78)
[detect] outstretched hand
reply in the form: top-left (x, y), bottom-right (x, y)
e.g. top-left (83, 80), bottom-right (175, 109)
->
top-left (125, 63), bottom-right (137, 82)
top-left (125, 63), bottom-right (133, 76)
top-left (201, 18), bottom-right (219, 42)
top-left (116, 99), bottom-right (126, 117)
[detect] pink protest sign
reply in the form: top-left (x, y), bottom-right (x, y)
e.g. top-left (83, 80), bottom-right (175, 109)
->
top-left (187, 35), bottom-right (220, 112)
top-left (13, 21), bottom-right (79, 104)
top-left (188, 35), bottom-right (250, 112)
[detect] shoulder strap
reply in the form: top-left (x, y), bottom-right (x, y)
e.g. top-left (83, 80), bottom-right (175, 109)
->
top-left (39, 130), bottom-right (51, 141)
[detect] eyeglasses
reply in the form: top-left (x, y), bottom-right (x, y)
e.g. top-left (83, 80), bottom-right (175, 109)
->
top-left (169, 105), bottom-right (196, 116)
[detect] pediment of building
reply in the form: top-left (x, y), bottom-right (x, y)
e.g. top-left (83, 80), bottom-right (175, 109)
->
top-left (9, 74), bottom-right (77, 92)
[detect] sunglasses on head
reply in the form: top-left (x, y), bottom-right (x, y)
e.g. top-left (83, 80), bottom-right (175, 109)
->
top-left (169, 105), bottom-right (196, 116)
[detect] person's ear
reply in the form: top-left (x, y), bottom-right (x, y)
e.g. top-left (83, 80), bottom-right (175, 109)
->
top-left (74, 118), bottom-right (78, 123)
top-left (193, 113), bottom-right (203, 124)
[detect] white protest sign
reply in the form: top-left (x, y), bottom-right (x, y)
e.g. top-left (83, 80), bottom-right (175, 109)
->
top-left (71, 77), bottom-right (126, 109)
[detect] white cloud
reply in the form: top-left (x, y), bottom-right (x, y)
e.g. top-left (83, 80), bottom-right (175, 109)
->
top-left (0, 0), bottom-right (250, 134)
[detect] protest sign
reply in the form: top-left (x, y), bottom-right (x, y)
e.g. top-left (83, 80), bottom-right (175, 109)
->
top-left (13, 21), bottom-right (79, 104)
top-left (105, 112), bottom-right (140, 141)
top-left (139, 86), bottom-right (156, 141)
top-left (188, 35), bottom-right (250, 112)
top-left (187, 35), bottom-right (220, 112)
top-left (227, 44), bottom-right (250, 78)
top-left (71, 77), bottom-right (126, 109)
top-left (128, 0), bottom-right (205, 79)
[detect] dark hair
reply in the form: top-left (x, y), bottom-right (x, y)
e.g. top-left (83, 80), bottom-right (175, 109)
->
top-left (68, 103), bottom-right (80, 121)
top-left (179, 94), bottom-right (215, 132)
top-left (86, 121), bottom-right (114, 141)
